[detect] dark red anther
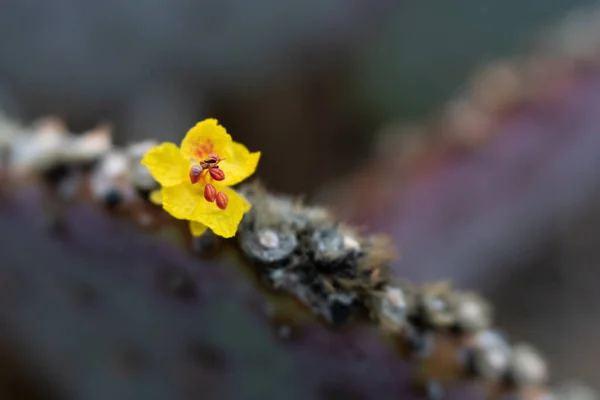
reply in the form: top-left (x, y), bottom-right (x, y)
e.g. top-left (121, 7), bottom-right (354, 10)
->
top-left (204, 184), bottom-right (217, 202)
top-left (189, 165), bottom-right (203, 184)
top-left (209, 168), bottom-right (225, 181)
top-left (215, 191), bottom-right (228, 210)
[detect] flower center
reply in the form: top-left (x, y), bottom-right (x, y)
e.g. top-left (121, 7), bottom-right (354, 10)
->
top-left (189, 153), bottom-right (228, 210)
top-left (189, 153), bottom-right (226, 184)
top-left (199, 153), bottom-right (222, 169)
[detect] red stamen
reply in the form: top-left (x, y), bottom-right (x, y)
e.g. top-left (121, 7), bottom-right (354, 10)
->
top-left (209, 168), bottom-right (225, 181)
top-left (189, 165), bottom-right (203, 184)
top-left (215, 191), bottom-right (228, 210)
top-left (204, 184), bottom-right (217, 202)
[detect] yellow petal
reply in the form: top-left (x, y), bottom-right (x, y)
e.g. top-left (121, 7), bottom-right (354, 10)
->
top-left (162, 184), bottom-right (251, 238)
top-left (240, 191), bottom-right (252, 213)
top-left (161, 183), bottom-right (204, 221)
top-left (219, 141), bottom-right (261, 186)
top-left (189, 221), bottom-right (208, 237)
top-left (180, 119), bottom-right (232, 161)
top-left (141, 143), bottom-right (188, 187)
top-left (201, 187), bottom-right (251, 238)
top-left (149, 189), bottom-right (163, 205)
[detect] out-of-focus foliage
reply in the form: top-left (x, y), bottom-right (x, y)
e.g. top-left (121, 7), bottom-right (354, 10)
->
top-left (0, 0), bottom-right (595, 194)
top-left (353, 0), bottom-right (596, 119)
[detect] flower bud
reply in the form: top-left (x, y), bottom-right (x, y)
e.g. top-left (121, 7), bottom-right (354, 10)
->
top-left (216, 191), bottom-right (228, 210)
top-left (204, 184), bottom-right (217, 202)
top-left (189, 165), bottom-right (203, 184)
top-left (209, 167), bottom-right (225, 181)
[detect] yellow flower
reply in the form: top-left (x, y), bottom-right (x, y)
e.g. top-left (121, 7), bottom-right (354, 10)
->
top-left (141, 119), bottom-right (260, 238)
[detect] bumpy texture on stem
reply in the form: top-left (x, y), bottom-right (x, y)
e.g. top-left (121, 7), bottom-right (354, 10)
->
top-left (0, 150), bottom-right (585, 400)
top-left (318, 5), bottom-right (600, 394)
top-left (0, 185), bottom-right (449, 400)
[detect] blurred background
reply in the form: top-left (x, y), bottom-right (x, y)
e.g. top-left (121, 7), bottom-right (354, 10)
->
top-left (1, 0), bottom-right (600, 397)
top-left (0, 0), bottom-right (595, 193)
